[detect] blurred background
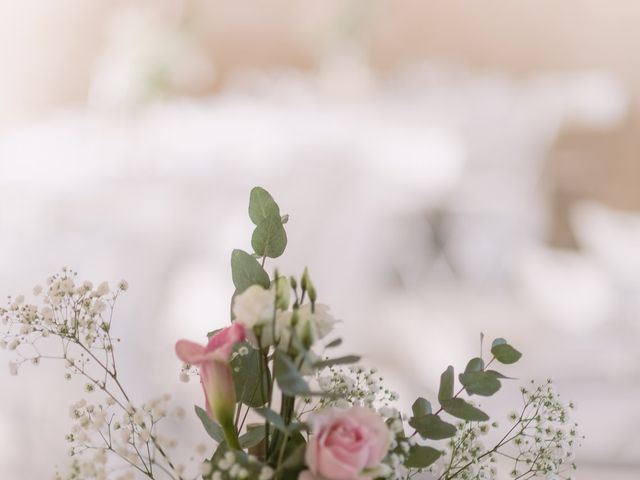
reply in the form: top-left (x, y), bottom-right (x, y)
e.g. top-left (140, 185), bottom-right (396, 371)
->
top-left (1, 1), bottom-right (639, 478)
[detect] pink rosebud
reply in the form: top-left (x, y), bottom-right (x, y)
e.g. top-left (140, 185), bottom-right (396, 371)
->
top-left (300, 407), bottom-right (391, 480)
top-left (176, 323), bottom-right (245, 448)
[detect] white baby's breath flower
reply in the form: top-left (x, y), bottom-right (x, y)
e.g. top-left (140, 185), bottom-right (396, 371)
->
top-left (96, 282), bottom-right (110, 296)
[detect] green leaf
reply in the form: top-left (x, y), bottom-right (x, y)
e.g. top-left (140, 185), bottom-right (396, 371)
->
top-left (313, 355), bottom-right (361, 369)
top-left (491, 338), bottom-right (522, 364)
top-left (254, 408), bottom-right (306, 435)
top-left (231, 249), bottom-right (270, 293)
top-left (277, 442), bottom-right (306, 472)
top-left (485, 370), bottom-right (512, 379)
top-left (230, 343), bottom-right (269, 407)
top-left (274, 351), bottom-right (310, 396)
top-left (252, 215), bottom-right (287, 258)
top-left (409, 414), bottom-right (457, 440)
top-left (464, 357), bottom-right (485, 373)
top-left (441, 398), bottom-right (489, 422)
top-left (325, 338), bottom-right (343, 348)
top-left (249, 187), bottom-right (281, 225)
top-left (411, 397), bottom-right (432, 417)
top-left (194, 406), bottom-right (224, 443)
top-left (254, 408), bottom-right (288, 432)
top-left (239, 424), bottom-right (265, 449)
top-left (459, 371), bottom-right (501, 396)
top-left (438, 366), bottom-right (454, 403)
top-left (404, 445), bottom-right (442, 469)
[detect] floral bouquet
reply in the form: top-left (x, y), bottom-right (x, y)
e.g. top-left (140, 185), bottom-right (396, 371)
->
top-left (1, 188), bottom-right (580, 480)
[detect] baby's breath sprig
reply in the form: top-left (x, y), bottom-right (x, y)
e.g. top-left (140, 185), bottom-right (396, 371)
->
top-left (434, 380), bottom-right (580, 480)
top-left (1, 269), bottom-right (190, 480)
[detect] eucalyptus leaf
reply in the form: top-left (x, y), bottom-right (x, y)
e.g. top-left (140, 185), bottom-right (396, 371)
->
top-left (409, 414), bottom-right (457, 440)
top-left (274, 351), bottom-right (310, 396)
top-left (464, 357), bottom-right (485, 373)
top-left (441, 398), bottom-right (489, 422)
top-left (277, 442), bottom-right (306, 471)
top-left (230, 343), bottom-right (268, 407)
top-left (249, 187), bottom-right (281, 225)
top-left (239, 425), bottom-right (266, 449)
top-left (194, 406), bottom-right (224, 443)
top-left (405, 445), bottom-right (442, 469)
top-left (411, 397), bottom-right (432, 417)
top-left (491, 338), bottom-right (522, 364)
top-left (325, 338), bottom-right (343, 348)
top-left (252, 215), bottom-right (288, 258)
top-left (438, 366), bottom-right (454, 403)
top-left (254, 408), bottom-right (288, 433)
top-left (313, 355), bottom-right (361, 369)
top-left (459, 371), bottom-right (501, 396)
top-left (485, 370), bottom-right (513, 379)
top-left (231, 249), bottom-right (270, 293)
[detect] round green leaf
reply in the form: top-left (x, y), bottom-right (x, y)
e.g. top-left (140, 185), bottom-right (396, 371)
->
top-left (491, 338), bottom-right (522, 364)
top-left (231, 249), bottom-right (270, 293)
top-left (249, 187), bottom-right (281, 225)
top-left (252, 215), bottom-right (288, 258)
top-left (411, 397), bottom-right (432, 417)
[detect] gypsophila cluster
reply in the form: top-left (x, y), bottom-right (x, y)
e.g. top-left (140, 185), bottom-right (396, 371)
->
top-left (308, 366), bottom-right (399, 412)
top-left (1, 270), bottom-right (200, 480)
top-left (430, 380), bottom-right (580, 480)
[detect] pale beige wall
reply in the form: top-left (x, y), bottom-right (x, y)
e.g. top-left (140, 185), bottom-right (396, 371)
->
top-left (2, 0), bottom-right (640, 128)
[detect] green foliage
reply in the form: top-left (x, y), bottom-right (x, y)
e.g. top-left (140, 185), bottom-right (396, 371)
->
top-left (239, 424), bottom-right (266, 449)
top-left (491, 338), bottom-right (523, 364)
top-left (230, 249), bottom-right (270, 293)
top-left (412, 397), bottom-right (432, 417)
top-left (405, 445), bottom-right (442, 469)
top-left (464, 357), bottom-right (484, 373)
top-left (459, 371), bottom-right (501, 396)
top-left (195, 406), bottom-right (224, 443)
top-left (438, 366), bottom-right (455, 403)
top-left (441, 398), bottom-right (489, 422)
top-left (409, 414), bottom-right (457, 440)
top-left (274, 351), bottom-right (311, 396)
top-left (313, 355), bottom-right (361, 369)
top-left (255, 408), bottom-right (306, 435)
top-left (249, 187), bottom-right (281, 225)
top-left (230, 343), bottom-right (269, 407)
top-left (248, 187), bottom-right (287, 259)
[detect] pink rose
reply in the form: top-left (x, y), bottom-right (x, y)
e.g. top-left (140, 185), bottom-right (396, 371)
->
top-left (175, 323), bottom-right (245, 449)
top-left (300, 407), bottom-right (391, 480)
